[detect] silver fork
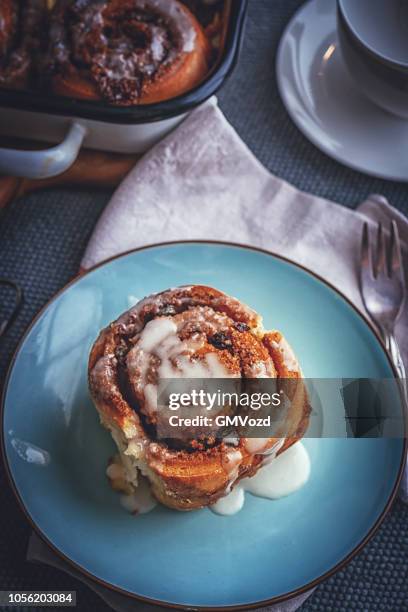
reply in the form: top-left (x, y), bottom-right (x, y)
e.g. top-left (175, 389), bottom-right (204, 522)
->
top-left (360, 221), bottom-right (407, 402)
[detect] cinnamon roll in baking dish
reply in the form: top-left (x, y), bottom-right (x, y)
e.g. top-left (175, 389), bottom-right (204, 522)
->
top-left (0, 0), bottom-right (45, 89)
top-left (45, 0), bottom-right (211, 105)
top-left (88, 286), bottom-right (310, 511)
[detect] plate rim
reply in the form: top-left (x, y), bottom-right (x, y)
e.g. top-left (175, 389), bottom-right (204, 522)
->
top-left (275, 0), bottom-right (408, 183)
top-left (1, 239), bottom-right (407, 611)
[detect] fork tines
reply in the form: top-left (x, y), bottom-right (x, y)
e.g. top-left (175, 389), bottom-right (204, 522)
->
top-left (362, 220), bottom-right (405, 282)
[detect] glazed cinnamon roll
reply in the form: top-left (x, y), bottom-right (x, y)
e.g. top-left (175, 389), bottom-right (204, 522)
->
top-left (88, 286), bottom-right (310, 511)
top-left (44, 0), bottom-right (211, 105)
top-left (0, 0), bottom-right (45, 89)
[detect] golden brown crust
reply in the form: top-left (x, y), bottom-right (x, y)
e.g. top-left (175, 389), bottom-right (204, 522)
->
top-left (139, 10), bottom-right (210, 105)
top-left (46, 0), bottom-right (210, 105)
top-left (88, 285), bottom-right (310, 511)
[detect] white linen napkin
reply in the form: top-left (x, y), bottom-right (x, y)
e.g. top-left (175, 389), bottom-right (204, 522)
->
top-left (29, 98), bottom-right (407, 612)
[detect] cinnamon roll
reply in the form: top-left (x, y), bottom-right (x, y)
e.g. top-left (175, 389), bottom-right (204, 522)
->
top-left (44, 0), bottom-right (211, 106)
top-left (0, 0), bottom-right (46, 89)
top-left (88, 286), bottom-right (310, 511)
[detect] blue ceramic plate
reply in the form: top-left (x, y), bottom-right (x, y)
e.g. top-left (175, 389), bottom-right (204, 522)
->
top-left (2, 242), bottom-right (406, 609)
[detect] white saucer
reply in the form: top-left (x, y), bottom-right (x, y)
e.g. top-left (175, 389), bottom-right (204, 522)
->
top-left (276, 0), bottom-right (408, 182)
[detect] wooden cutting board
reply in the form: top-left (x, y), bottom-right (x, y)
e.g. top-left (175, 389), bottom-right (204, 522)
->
top-left (0, 140), bottom-right (141, 210)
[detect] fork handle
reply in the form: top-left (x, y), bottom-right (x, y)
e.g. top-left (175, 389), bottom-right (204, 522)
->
top-left (384, 333), bottom-right (406, 379)
top-left (382, 330), bottom-right (408, 408)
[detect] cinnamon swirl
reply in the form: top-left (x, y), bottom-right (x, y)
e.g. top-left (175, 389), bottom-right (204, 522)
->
top-left (88, 286), bottom-right (310, 511)
top-left (45, 0), bottom-right (211, 105)
top-left (0, 0), bottom-right (45, 89)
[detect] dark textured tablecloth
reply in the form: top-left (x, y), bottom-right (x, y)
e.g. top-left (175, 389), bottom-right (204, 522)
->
top-left (0, 1), bottom-right (407, 610)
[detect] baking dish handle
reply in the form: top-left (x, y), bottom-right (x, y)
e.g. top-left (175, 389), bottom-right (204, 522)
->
top-left (0, 122), bottom-right (87, 179)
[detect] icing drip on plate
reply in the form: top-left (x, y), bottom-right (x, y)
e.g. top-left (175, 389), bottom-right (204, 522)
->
top-left (120, 476), bottom-right (158, 515)
top-left (210, 442), bottom-right (311, 516)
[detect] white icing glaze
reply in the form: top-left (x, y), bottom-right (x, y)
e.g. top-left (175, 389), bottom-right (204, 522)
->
top-left (244, 442), bottom-right (310, 499)
top-left (221, 447), bottom-right (243, 494)
top-left (210, 485), bottom-right (244, 516)
top-left (120, 476), bottom-right (157, 515)
top-left (222, 448), bottom-right (242, 476)
top-left (139, 318), bottom-right (177, 352)
top-left (150, 31), bottom-right (165, 62)
top-left (243, 437), bottom-right (278, 455)
top-left (127, 315), bottom-right (234, 416)
top-left (137, 0), bottom-right (197, 53)
top-left (210, 442), bottom-right (310, 516)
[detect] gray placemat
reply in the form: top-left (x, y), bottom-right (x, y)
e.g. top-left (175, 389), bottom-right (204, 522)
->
top-left (0, 1), bottom-right (407, 610)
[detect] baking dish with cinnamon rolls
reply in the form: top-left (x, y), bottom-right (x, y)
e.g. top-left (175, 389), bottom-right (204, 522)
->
top-left (88, 285), bottom-right (310, 511)
top-left (1, 0), bottom-right (225, 105)
top-left (0, 0), bottom-right (247, 177)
